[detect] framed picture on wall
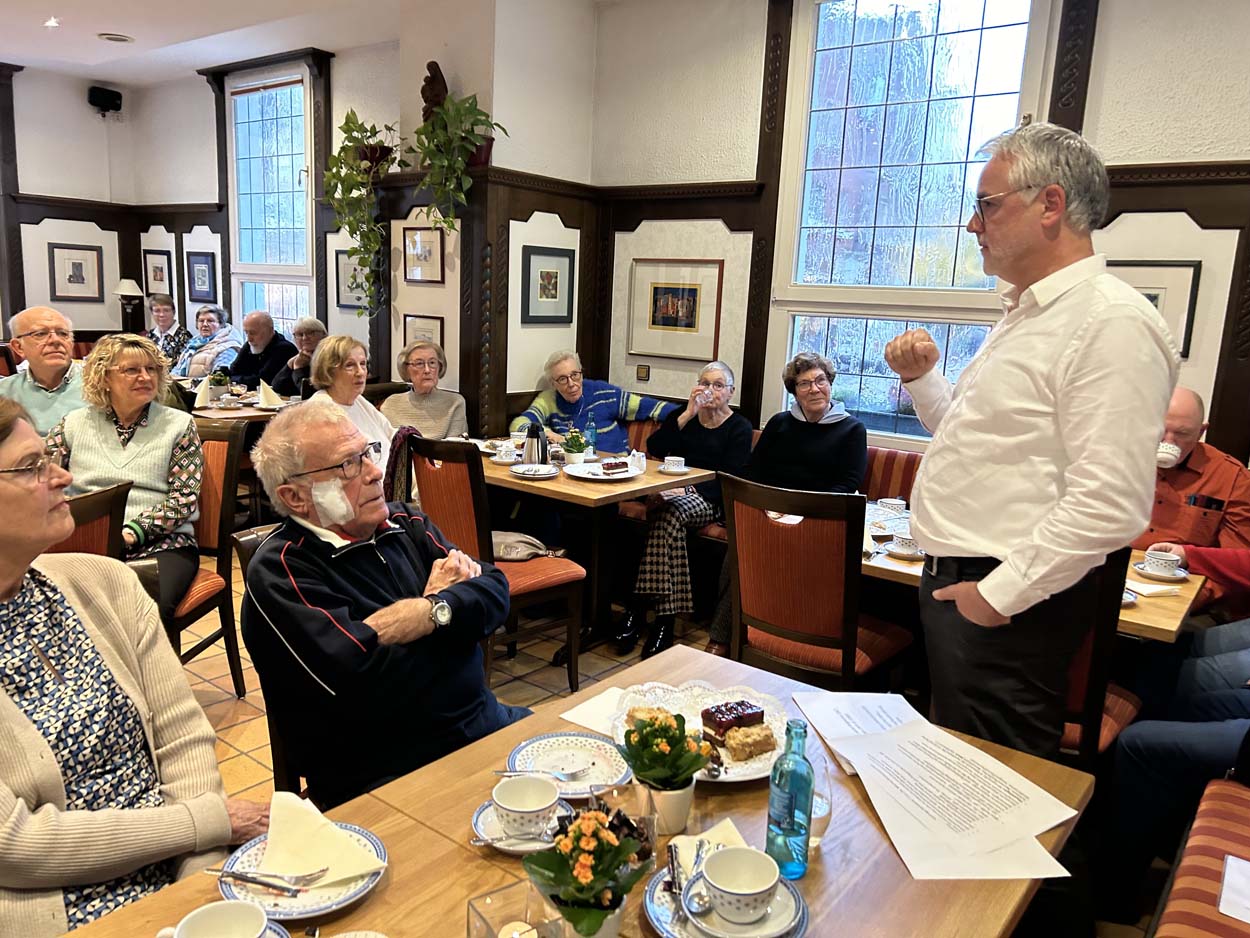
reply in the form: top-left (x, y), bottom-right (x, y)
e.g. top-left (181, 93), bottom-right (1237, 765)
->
top-left (335, 250), bottom-right (368, 308)
top-left (403, 227), bottom-right (445, 284)
top-left (142, 249), bottom-right (173, 296)
top-left (403, 314), bottom-right (444, 349)
top-left (1107, 259), bottom-right (1202, 358)
top-left (520, 245), bottom-right (575, 324)
top-left (186, 251), bottom-right (218, 304)
top-left (627, 257), bottom-right (724, 361)
top-left (47, 243), bottom-right (104, 302)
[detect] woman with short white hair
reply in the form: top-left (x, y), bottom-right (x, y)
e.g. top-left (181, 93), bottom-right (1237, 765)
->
top-left (380, 339), bottom-right (467, 438)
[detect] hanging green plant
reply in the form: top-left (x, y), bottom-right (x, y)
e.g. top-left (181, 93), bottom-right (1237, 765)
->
top-left (407, 93), bottom-right (506, 234)
top-left (323, 110), bottom-right (410, 316)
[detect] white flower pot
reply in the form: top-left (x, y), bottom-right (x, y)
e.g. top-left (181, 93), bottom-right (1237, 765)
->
top-left (593, 895), bottom-right (627, 938)
top-left (207, 384), bottom-right (228, 401)
top-left (564, 450), bottom-right (587, 464)
top-left (649, 780), bottom-right (695, 835)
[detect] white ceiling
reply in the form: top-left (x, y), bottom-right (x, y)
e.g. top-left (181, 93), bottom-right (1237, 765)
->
top-left (0, 0), bottom-right (404, 86)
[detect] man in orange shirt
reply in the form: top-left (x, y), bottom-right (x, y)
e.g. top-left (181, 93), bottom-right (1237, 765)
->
top-left (1133, 387), bottom-right (1250, 610)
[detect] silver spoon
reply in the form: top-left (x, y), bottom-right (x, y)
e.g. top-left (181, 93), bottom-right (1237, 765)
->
top-left (470, 830), bottom-right (554, 847)
top-left (685, 843), bottom-right (724, 917)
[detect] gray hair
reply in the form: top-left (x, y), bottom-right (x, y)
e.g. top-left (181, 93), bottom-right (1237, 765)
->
top-left (195, 304), bottom-right (229, 326)
top-left (291, 316), bottom-right (327, 337)
top-left (396, 339), bottom-right (447, 379)
top-left (699, 360), bottom-right (735, 388)
top-left (977, 121), bottom-right (1109, 233)
top-left (251, 398), bottom-right (353, 517)
top-left (542, 349), bottom-right (582, 385)
top-left (9, 306), bottom-right (72, 337)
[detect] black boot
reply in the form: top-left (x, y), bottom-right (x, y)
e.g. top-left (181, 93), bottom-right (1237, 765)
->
top-left (641, 615), bottom-right (676, 660)
top-left (614, 608), bottom-right (646, 656)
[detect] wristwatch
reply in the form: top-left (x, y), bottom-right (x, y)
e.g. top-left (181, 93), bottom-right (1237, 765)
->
top-left (429, 596), bottom-right (453, 630)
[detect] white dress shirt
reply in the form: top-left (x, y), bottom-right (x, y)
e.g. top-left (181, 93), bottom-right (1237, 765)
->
top-left (906, 254), bottom-right (1179, 617)
top-left (311, 390), bottom-right (397, 457)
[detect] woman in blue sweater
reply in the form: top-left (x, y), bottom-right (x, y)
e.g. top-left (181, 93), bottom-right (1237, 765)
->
top-left (510, 350), bottom-right (676, 454)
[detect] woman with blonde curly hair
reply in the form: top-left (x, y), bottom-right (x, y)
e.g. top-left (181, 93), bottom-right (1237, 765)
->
top-left (46, 334), bottom-right (203, 628)
top-left (309, 335), bottom-right (395, 455)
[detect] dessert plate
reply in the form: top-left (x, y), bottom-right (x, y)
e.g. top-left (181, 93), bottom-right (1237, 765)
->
top-left (509, 463), bottom-right (560, 480)
top-left (642, 869), bottom-right (808, 938)
top-left (563, 463), bottom-right (644, 483)
top-left (218, 822), bottom-right (386, 920)
top-left (264, 925), bottom-right (290, 938)
top-left (682, 872), bottom-right (803, 938)
top-left (1132, 562), bottom-right (1189, 582)
top-left (611, 681), bottom-right (787, 783)
top-left (470, 798), bottom-right (574, 855)
top-left (882, 540), bottom-right (924, 561)
top-left (506, 732), bottom-right (631, 799)
top-left (490, 454), bottom-right (520, 465)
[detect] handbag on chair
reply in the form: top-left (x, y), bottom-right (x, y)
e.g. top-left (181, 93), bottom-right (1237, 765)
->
top-left (491, 531), bottom-right (566, 562)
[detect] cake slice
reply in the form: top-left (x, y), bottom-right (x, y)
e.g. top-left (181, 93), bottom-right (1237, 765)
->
top-left (724, 723), bottom-right (777, 761)
top-left (700, 700), bottom-right (765, 746)
top-left (600, 459), bottom-right (629, 475)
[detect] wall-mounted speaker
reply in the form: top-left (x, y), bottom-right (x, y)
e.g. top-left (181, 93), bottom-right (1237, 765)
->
top-left (88, 86), bottom-right (122, 114)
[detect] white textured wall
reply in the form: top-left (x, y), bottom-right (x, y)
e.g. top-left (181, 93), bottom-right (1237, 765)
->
top-left (492, 0), bottom-right (596, 183)
top-left (1085, 0), bottom-right (1250, 163)
top-left (508, 212), bottom-right (581, 392)
top-left (592, 0), bottom-right (766, 186)
top-left (131, 79), bottom-right (218, 204)
top-left (390, 209), bottom-right (462, 389)
top-left (331, 42), bottom-right (402, 155)
top-left (609, 219), bottom-right (753, 400)
top-left (21, 219), bottom-right (122, 330)
top-left (399, 0), bottom-right (496, 141)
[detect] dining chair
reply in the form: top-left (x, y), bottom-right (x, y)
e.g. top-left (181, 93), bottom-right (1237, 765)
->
top-left (1059, 545), bottom-right (1139, 769)
top-left (408, 436), bottom-right (588, 691)
top-left (45, 480), bottom-right (133, 558)
top-left (720, 473), bottom-right (913, 690)
top-left (232, 523), bottom-right (301, 794)
top-left (863, 445), bottom-right (924, 504)
top-left (0, 343), bottom-right (16, 377)
top-left (166, 418), bottom-right (248, 698)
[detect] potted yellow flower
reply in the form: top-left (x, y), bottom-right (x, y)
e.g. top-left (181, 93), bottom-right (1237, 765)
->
top-left (522, 808), bottom-right (654, 937)
top-left (562, 428), bottom-right (589, 464)
top-left (619, 710), bottom-right (712, 835)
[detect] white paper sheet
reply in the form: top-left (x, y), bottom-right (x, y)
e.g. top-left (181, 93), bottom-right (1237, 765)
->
top-left (793, 690), bottom-right (924, 775)
top-left (1123, 578), bottom-right (1181, 597)
top-left (1220, 855), bottom-right (1250, 924)
top-left (559, 686), bottom-right (625, 736)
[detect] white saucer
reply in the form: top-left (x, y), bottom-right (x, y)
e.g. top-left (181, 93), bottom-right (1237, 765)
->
top-left (489, 455), bottom-right (520, 465)
top-left (1132, 561), bottom-right (1189, 582)
top-left (470, 798), bottom-right (573, 855)
top-left (681, 872), bottom-right (803, 938)
top-left (883, 540), bottom-right (924, 561)
top-left (659, 465), bottom-right (691, 475)
top-left (509, 463), bottom-right (560, 480)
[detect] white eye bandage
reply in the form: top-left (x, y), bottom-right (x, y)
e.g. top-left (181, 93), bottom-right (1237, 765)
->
top-left (310, 478), bottom-right (355, 526)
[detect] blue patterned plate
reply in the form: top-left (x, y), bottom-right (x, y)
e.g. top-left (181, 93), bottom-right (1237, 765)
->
top-left (506, 731), bottom-right (631, 799)
top-left (642, 869), bottom-right (808, 938)
top-left (265, 924), bottom-right (290, 938)
top-left (219, 822), bottom-right (387, 920)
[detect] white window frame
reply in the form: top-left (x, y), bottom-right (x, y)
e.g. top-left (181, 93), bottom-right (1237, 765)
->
top-left (224, 63), bottom-right (314, 324)
top-left (765, 0), bottom-right (1060, 443)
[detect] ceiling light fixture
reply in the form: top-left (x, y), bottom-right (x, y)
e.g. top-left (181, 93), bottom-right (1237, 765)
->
top-left (97, 32), bottom-right (134, 43)
top-left (43, 16), bottom-right (60, 28)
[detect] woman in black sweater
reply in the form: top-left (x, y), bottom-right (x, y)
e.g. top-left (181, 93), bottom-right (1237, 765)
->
top-left (616, 361), bottom-right (754, 659)
top-left (704, 351), bottom-right (868, 655)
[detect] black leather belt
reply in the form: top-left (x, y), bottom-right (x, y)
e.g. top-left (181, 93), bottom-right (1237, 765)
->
top-left (924, 555), bottom-right (1001, 578)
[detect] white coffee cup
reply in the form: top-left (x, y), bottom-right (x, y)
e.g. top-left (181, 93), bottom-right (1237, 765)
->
top-left (510, 429), bottom-right (529, 446)
top-left (702, 846), bottom-right (780, 925)
top-left (893, 532), bottom-right (920, 554)
top-left (155, 900), bottom-right (268, 938)
top-left (663, 456), bottom-right (686, 471)
top-left (491, 775), bottom-right (559, 839)
top-left (1144, 549), bottom-right (1182, 576)
top-left (878, 497), bottom-right (907, 513)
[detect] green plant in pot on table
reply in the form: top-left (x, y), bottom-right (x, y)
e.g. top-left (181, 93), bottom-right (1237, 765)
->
top-left (562, 428), bottom-right (590, 464)
top-left (206, 368), bottom-right (231, 401)
top-left (620, 711), bottom-right (712, 835)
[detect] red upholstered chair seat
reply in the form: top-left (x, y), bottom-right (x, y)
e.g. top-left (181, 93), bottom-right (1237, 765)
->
top-left (496, 557), bottom-right (586, 596)
top-left (174, 570), bottom-right (227, 619)
top-left (746, 615), bottom-right (912, 676)
top-left (1059, 684), bottom-right (1141, 754)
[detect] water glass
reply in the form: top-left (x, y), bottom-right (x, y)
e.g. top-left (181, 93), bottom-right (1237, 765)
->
top-left (807, 742), bottom-right (835, 849)
top-left (466, 880), bottom-right (566, 938)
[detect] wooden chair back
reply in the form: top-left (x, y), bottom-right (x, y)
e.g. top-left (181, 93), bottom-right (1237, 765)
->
top-left (0, 343), bottom-right (16, 377)
top-left (407, 437), bottom-right (495, 562)
top-left (46, 480), bottom-right (133, 557)
top-left (720, 474), bottom-right (866, 687)
top-left (193, 418), bottom-right (247, 579)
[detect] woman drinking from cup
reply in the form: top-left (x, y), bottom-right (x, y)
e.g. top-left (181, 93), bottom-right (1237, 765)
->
top-left (171, 306), bottom-right (243, 379)
top-left (381, 339), bottom-right (468, 438)
top-left (615, 361), bottom-right (753, 658)
top-left (309, 335), bottom-right (396, 455)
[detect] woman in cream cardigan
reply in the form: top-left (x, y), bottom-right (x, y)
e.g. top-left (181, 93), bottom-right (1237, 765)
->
top-left (0, 398), bottom-right (267, 936)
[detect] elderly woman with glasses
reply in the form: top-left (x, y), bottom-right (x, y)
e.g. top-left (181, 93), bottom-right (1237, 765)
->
top-left (0, 398), bottom-right (268, 938)
top-left (309, 335), bottom-right (396, 456)
top-left (170, 305), bottom-right (242, 379)
top-left (509, 350), bottom-right (676, 454)
top-left (271, 316), bottom-right (327, 396)
top-left (380, 339), bottom-right (467, 438)
top-left (144, 293), bottom-right (192, 364)
top-left (615, 361), bottom-right (754, 659)
top-left (47, 334), bottom-right (204, 630)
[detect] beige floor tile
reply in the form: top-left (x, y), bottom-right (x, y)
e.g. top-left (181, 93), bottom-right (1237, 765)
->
top-left (574, 650), bottom-right (620, 675)
top-left (203, 697), bottom-right (265, 730)
top-left (489, 650), bottom-right (548, 679)
top-left (250, 745), bottom-right (273, 769)
top-left (217, 715), bottom-right (271, 752)
top-left (218, 754), bottom-right (273, 795)
top-left (233, 779), bottom-right (276, 804)
top-left (494, 680), bottom-right (555, 709)
top-left (556, 676), bottom-right (597, 698)
top-left (214, 738), bottom-right (242, 762)
top-left (186, 653), bottom-right (242, 683)
top-left (523, 638), bottom-right (563, 662)
top-left (526, 663), bottom-right (594, 694)
top-left (192, 683), bottom-right (231, 709)
top-left (211, 666), bottom-right (264, 697)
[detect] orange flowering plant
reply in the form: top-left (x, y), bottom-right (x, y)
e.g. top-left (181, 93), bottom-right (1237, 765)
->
top-left (522, 809), bottom-right (653, 936)
top-left (619, 712), bottom-right (713, 790)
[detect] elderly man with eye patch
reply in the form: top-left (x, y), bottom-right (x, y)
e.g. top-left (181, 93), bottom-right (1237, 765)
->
top-left (243, 398), bottom-right (529, 809)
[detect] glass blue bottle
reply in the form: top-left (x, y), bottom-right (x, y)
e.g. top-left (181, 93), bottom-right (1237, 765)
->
top-left (766, 719), bottom-right (814, 880)
top-left (585, 421), bottom-right (597, 453)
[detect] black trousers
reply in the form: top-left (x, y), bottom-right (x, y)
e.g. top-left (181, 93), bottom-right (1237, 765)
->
top-left (152, 546), bottom-right (202, 629)
top-left (920, 555), bottom-right (1097, 759)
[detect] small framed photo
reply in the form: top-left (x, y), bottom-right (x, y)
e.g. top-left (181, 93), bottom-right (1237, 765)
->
top-left (403, 227), bottom-right (445, 284)
top-left (403, 314), bottom-right (444, 349)
top-left (627, 258), bottom-right (724, 361)
top-left (48, 243), bottom-right (104, 302)
top-left (636, 364), bottom-right (651, 382)
top-left (335, 250), bottom-right (368, 308)
top-left (521, 246), bottom-right (576, 324)
top-left (186, 251), bottom-right (218, 304)
top-left (142, 249), bottom-right (173, 295)
top-left (1107, 260), bottom-right (1202, 358)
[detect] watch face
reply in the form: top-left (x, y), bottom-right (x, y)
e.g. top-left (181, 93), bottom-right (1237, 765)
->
top-left (433, 601), bottom-right (453, 626)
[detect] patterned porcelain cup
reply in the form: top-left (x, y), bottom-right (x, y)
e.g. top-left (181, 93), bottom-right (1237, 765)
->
top-left (893, 532), bottom-right (920, 554)
top-left (1144, 549), bottom-right (1182, 576)
top-left (702, 846), bottom-right (779, 925)
top-left (664, 456), bottom-right (686, 471)
top-left (156, 900), bottom-right (267, 938)
top-left (878, 497), bottom-right (907, 513)
top-left (492, 776), bottom-right (559, 840)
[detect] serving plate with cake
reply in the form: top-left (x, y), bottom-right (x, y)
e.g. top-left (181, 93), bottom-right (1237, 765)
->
top-left (563, 461), bottom-right (644, 482)
top-left (610, 681), bottom-right (787, 782)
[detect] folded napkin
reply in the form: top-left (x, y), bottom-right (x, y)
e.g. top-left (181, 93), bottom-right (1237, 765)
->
top-left (862, 525), bottom-right (877, 558)
top-left (560, 686), bottom-right (625, 737)
top-left (1125, 579), bottom-right (1181, 597)
top-left (257, 380), bottom-right (284, 407)
top-left (258, 792), bottom-right (387, 887)
top-left (193, 379), bottom-right (213, 409)
top-left (669, 819), bottom-right (749, 877)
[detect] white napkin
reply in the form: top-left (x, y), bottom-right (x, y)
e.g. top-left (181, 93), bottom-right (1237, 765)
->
top-left (1125, 579), bottom-right (1181, 597)
top-left (193, 379), bottom-right (213, 409)
top-left (670, 819), bottom-right (750, 876)
top-left (560, 686), bottom-right (625, 736)
top-left (257, 792), bottom-right (387, 887)
top-left (257, 380), bottom-right (284, 407)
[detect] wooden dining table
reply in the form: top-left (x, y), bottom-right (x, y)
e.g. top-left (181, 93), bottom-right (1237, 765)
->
top-left (191, 405), bottom-right (281, 423)
top-left (65, 646), bottom-right (1093, 938)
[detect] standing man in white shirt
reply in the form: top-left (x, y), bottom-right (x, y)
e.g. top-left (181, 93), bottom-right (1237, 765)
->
top-left (885, 122), bottom-right (1179, 758)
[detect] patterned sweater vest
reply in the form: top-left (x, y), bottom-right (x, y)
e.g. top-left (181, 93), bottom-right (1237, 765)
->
top-left (62, 403), bottom-right (198, 537)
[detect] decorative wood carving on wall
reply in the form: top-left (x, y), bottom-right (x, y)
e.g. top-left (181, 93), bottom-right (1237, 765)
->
top-left (1048, 0), bottom-right (1100, 132)
top-left (479, 239), bottom-right (495, 432)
